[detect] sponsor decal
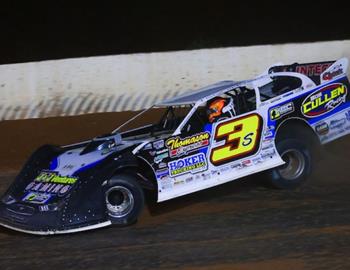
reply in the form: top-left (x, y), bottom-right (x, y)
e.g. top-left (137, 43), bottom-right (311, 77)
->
top-left (211, 169), bottom-right (219, 175)
top-left (230, 159), bottom-right (253, 170)
top-left (168, 153), bottom-right (207, 177)
top-left (153, 140), bottom-right (164, 150)
top-left (260, 149), bottom-right (276, 159)
top-left (252, 157), bottom-right (264, 165)
top-left (174, 180), bottom-right (185, 186)
top-left (296, 63), bottom-right (332, 76)
top-left (315, 122), bottom-right (329, 135)
top-left (329, 118), bottom-right (346, 129)
top-left (166, 132), bottom-right (210, 157)
top-left (322, 65), bottom-right (343, 81)
top-left (301, 83), bottom-right (347, 118)
top-left (269, 102), bottom-right (294, 120)
top-left (156, 169), bottom-right (172, 190)
top-left (154, 152), bottom-right (169, 163)
top-left (262, 138), bottom-right (273, 144)
top-left (158, 162), bottom-right (167, 169)
top-left (241, 159), bottom-right (252, 167)
top-left (320, 123), bottom-right (350, 142)
top-left (230, 163), bottom-right (242, 170)
top-left (22, 192), bottom-right (52, 204)
top-left (219, 166), bottom-right (231, 173)
top-left (264, 130), bottom-right (273, 137)
top-left (155, 169), bottom-right (169, 180)
top-left (156, 149), bottom-right (168, 154)
top-left (261, 143), bottom-right (274, 150)
top-left (35, 171), bottom-right (77, 184)
top-left (24, 171), bottom-right (78, 196)
top-left (263, 126), bottom-right (275, 137)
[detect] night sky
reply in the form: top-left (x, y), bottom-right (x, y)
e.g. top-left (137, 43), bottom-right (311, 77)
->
top-left (1, 1), bottom-right (349, 64)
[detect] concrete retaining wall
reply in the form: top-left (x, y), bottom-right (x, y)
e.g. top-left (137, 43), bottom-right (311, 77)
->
top-left (1, 40), bottom-right (349, 121)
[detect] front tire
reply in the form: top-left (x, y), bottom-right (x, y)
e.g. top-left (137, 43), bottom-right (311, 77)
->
top-left (266, 138), bottom-right (312, 189)
top-left (103, 174), bottom-right (144, 226)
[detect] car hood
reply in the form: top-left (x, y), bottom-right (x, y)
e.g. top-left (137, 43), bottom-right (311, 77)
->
top-left (0, 134), bottom-right (144, 233)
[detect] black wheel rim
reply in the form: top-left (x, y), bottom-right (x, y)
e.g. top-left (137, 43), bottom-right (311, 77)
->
top-left (279, 149), bottom-right (305, 180)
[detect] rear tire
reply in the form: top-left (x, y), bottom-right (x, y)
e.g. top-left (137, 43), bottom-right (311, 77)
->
top-left (103, 174), bottom-right (144, 226)
top-left (266, 138), bottom-right (312, 189)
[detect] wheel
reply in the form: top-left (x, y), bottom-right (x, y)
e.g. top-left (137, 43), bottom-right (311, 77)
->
top-left (266, 138), bottom-right (312, 189)
top-left (103, 174), bottom-right (144, 226)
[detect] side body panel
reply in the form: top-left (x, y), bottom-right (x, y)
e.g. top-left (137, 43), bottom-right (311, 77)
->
top-left (139, 110), bottom-right (284, 202)
top-left (266, 76), bottom-right (350, 144)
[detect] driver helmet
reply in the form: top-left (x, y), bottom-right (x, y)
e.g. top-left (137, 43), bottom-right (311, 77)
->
top-left (207, 97), bottom-right (235, 123)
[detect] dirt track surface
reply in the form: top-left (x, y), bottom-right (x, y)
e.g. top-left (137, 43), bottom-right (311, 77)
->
top-left (0, 113), bottom-right (350, 269)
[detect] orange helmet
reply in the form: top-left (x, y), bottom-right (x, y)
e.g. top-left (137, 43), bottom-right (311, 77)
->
top-left (207, 98), bottom-right (227, 123)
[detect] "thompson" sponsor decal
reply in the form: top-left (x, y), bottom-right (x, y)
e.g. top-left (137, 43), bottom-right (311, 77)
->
top-left (301, 83), bottom-right (347, 118)
top-left (166, 132), bottom-right (210, 157)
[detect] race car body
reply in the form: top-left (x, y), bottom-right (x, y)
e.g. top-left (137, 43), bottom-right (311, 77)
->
top-left (1, 57), bottom-right (349, 235)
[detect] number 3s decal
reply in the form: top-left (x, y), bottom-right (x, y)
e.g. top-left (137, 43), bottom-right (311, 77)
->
top-left (210, 113), bottom-right (263, 166)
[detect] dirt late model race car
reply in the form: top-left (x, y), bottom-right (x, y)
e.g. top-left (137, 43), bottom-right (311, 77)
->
top-left (1, 58), bottom-right (349, 235)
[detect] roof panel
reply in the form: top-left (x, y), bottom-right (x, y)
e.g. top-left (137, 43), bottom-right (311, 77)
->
top-left (157, 80), bottom-right (238, 106)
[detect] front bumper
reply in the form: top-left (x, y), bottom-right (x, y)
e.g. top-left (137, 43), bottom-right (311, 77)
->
top-left (0, 202), bottom-right (111, 235)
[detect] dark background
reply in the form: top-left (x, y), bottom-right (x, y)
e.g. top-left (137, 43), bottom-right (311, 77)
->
top-left (1, 1), bottom-right (349, 65)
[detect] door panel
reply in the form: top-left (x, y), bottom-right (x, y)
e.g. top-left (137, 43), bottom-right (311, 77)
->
top-left (210, 113), bottom-right (263, 166)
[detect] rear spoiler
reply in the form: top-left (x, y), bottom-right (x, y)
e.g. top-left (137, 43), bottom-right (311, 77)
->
top-left (268, 58), bottom-right (348, 85)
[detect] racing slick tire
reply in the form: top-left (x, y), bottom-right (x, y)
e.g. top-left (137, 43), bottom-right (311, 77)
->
top-left (103, 174), bottom-right (145, 226)
top-left (265, 138), bottom-right (312, 189)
